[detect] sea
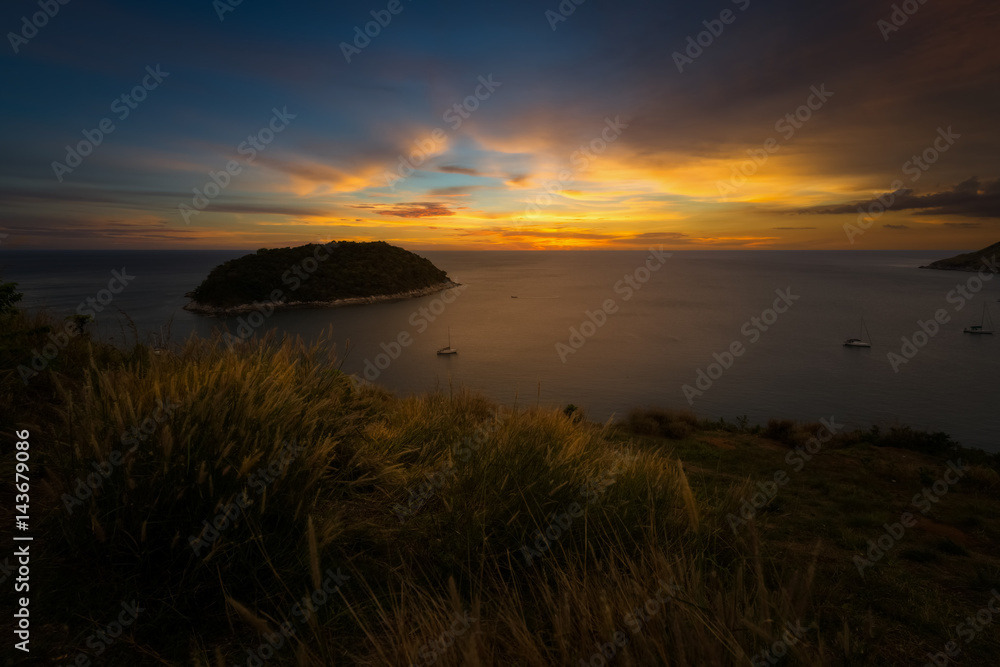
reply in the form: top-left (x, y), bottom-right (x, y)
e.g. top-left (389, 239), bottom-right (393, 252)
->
top-left (2, 249), bottom-right (998, 453)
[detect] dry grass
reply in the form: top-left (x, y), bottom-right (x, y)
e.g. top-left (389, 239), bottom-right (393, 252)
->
top-left (0, 325), bottom-right (839, 666)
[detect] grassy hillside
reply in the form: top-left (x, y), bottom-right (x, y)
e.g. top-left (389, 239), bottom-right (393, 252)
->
top-left (189, 241), bottom-right (451, 308)
top-left (1, 299), bottom-right (999, 666)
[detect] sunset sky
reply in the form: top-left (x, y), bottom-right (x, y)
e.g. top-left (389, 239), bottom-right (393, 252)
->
top-left (1, 0), bottom-right (998, 250)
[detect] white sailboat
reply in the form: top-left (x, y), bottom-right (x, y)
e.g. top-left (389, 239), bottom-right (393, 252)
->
top-left (963, 304), bottom-right (995, 335)
top-left (436, 327), bottom-right (458, 355)
top-left (844, 317), bottom-right (872, 348)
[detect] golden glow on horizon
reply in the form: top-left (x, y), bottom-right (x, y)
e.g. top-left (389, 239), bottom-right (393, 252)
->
top-left (17, 120), bottom-right (993, 251)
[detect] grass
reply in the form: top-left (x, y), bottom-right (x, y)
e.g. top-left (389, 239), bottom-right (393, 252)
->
top-left (2, 303), bottom-right (999, 666)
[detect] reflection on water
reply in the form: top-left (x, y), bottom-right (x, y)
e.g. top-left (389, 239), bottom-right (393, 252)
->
top-left (3, 249), bottom-right (997, 451)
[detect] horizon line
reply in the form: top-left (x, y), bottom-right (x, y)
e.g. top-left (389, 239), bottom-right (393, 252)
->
top-left (0, 247), bottom-right (979, 252)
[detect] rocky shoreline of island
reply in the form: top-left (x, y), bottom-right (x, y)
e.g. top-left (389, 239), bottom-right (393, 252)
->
top-left (920, 241), bottom-right (999, 273)
top-left (183, 280), bottom-right (463, 315)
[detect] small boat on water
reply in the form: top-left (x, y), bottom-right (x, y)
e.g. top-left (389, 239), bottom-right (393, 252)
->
top-left (150, 326), bottom-right (167, 355)
top-left (964, 304), bottom-right (995, 334)
top-left (844, 317), bottom-right (872, 348)
top-left (437, 328), bottom-right (458, 355)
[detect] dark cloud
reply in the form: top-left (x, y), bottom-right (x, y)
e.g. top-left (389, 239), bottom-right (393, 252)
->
top-left (492, 229), bottom-right (611, 240)
top-left (438, 166), bottom-right (480, 176)
top-left (0, 216), bottom-right (202, 242)
top-left (883, 224), bottom-right (909, 229)
top-left (194, 202), bottom-right (330, 217)
top-left (252, 156), bottom-right (350, 186)
top-left (427, 186), bottom-right (488, 196)
top-left (608, 231), bottom-right (692, 243)
top-left (794, 178), bottom-right (1000, 219)
top-left (353, 202), bottom-right (458, 218)
top-left (461, 228), bottom-right (703, 245)
top-left (0, 185), bottom-right (328, 219)
top-left (0, 186), bottom-right (189, 207)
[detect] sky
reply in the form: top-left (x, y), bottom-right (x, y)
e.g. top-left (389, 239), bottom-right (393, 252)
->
top-left (1, 0), bottom-right (998, 250)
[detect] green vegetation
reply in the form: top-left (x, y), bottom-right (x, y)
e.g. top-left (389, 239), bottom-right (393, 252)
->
top-left (0, 275), bottom-right (23, 315)
top-left (2, 281), bottom-right (999, 666)
top-left (922, 240), bottom-right (1000, 272)
top-left (189, 241), bottom-right (452, 309)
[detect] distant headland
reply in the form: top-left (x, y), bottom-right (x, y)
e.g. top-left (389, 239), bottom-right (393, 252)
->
top-left (184, 241), bottom-right (459, 315)
top-left (920, 240), bottom-right (999, 273)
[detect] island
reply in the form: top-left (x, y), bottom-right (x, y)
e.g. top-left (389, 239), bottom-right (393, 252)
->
top-left (184, 240), bottom-right (460, 314)
top-left (920, 240), bottom-right (1000, 272)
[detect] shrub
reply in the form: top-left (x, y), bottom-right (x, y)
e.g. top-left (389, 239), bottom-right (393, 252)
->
top-left (763, 419), bottom-right (798, 446)
top-left (624, 408), bottom-right (701, 440)
top-left (935, 538), bottom-right (970, 557)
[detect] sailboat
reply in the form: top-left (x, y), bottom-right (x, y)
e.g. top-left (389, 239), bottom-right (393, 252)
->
top-left (963, 304), bottom-right (995, 334)
top-left (844, 317), bottom-right (872, 348)
top-left (436, 327), bottom-right (458, 355)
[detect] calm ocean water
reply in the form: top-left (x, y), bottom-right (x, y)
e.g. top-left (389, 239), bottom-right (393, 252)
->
top-left (3, 249), bottom-right (997, 452)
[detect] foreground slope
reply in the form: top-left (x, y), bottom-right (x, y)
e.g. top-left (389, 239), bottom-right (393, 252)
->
top-left (0, 306), bottom-right (998, 665)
